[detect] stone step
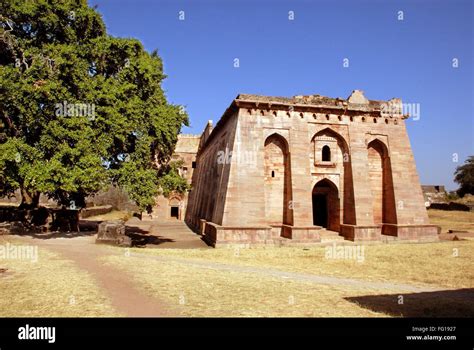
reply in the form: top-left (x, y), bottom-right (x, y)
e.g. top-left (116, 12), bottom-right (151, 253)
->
top-left (319, 230), bottom-right (345, 242)
top-left (381, 234), bottom-right (397, 243)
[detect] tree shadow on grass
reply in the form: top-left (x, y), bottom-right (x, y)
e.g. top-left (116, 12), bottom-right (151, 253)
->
top-left (345, 288), bottom-right (474, 317)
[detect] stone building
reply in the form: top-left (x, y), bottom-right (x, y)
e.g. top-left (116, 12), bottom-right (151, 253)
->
top-left (421, 185), bottom-right (447, 204)
top-left (152, 134), bottom-right (200, 221)
top-left (170, 90), bottom-right (439, 246)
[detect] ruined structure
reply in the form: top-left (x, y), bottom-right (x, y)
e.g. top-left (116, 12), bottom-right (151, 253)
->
top-left (422, 185), bottom-right (447, 205)
top-left (160, 90), bottom-right (439, 246)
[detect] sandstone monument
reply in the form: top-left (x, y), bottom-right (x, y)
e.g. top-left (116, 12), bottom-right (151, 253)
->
top-left (156, 90), bottom-right (439, 246)
top-left (152, 134), bottom-right (201, 221)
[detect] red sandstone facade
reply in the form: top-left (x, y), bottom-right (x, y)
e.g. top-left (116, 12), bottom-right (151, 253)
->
top-left (151, 134), bottom-right (200, 221)
top-left (178, 90), bottom-right (438, 246)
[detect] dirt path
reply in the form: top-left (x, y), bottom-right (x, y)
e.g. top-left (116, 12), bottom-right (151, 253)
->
top-left (32, 234), bottom-right (446, 296)
top-left (10, 219), bottom-right (455, 317)
top-left (21, 235), bottom-right (176, 317)
top-left (9, 220), bottom-right (207, 316)
top-left (146, 220), bottom-right (209, 249)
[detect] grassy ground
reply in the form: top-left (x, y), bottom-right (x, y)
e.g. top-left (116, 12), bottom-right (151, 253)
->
top-left (102, 255), bottom-right (391, 317)
top-left (452, 194), bottom-right (474, 205)
top-left (1, 208), bottom-right (472, 317)
top-left (428, 209), bottom-right (474, 233)
top-left (0, 237), bottom-right (118, 317)
top-left (84, 210), bottom-right (131, 222)
top-left (103, 210), bottom-right (474, 321)
top-left (102, 239), bottom-right (474, 317)
top-left (122, 240), bottom-right (474, 289)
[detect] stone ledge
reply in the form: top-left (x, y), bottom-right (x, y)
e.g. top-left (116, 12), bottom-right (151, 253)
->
top-left (201, 221), bottom-right (326, 246)
top-left (203, 221), bottom-right (273, 247)
top-left (281, 224), bottom-right (322, 242)
top-left (340, 223), bottom-right (440, 242)
top-left (382, 223), bottom-right (440, 240)
top-left (340, 224), bottom-right (382, 241)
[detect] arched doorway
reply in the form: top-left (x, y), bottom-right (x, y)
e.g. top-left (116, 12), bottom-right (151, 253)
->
top-left (312, 179), bottom-right (340, 231)
top-left (169, 197), bottom-right (181, 220)
top-left (311, 128), bottom-right (355, 226)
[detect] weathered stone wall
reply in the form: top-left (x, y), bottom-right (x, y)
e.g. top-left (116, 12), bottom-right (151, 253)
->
top-left (264, 134), bottom-right (291, 225)
top-left (80, 205), bottom-right (113, 218)
top-left (186, 91), bottom-right (438, 245)
top-left (152, 134), bottom-right (200, 221)
top-left (368, 141), bottom-right (384, 224)
top-left (185, 111), bottom-right (239, 230)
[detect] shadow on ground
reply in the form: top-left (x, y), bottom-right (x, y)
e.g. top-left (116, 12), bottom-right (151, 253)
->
top-left (126, 225), bottom-right (175, 247)
top-left (345, 288), bottom-right (474, 317)
top-left (7, 219), bottom-right (210, 248)
top-left (8, 220), bottom-right (101, 239)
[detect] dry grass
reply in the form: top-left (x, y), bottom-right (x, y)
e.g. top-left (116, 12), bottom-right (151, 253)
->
top-left (128, 240), bottom-right (474, 289)
top-left (83, 210), bottom-right (131, 222)
top-left (428, 209), bottom-right (474, 233)
top-left (2, 208), bottom-right (473, 317)
top-left (453, 194), bottom-right (474, 205)
top-left (102, 230), bottom-right (474, 317)
top-left (0, 237), bottom-right (119, 317)
top-left (101, 255), bottom-right (390, 317)
top-left (102, 244), bottom-right (474, 317)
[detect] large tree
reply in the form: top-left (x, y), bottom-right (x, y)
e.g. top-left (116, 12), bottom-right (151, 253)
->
top-left (0, 0), bottom-right (188, 211)
top-left (454, 155), bottom-right (474, 198)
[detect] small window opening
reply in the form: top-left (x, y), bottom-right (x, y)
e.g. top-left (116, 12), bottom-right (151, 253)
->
top-left (322, 145), bottom-right (331, 162)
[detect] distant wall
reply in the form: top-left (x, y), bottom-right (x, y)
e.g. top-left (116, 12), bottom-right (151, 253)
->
top-left (0, 186), bottom-right (138, 212)
top-left (86, 186), bottom-right (138, 211)
top-left (80, 205), bottom-right (113, 218)
top-left (422, 185), bottom-right (446, 194)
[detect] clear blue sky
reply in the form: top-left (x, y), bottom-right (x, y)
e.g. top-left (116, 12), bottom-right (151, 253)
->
top-left (89, 0), bottom-right (473, 190)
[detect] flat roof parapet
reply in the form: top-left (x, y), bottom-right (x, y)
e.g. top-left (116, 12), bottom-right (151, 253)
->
top-left (236, 90), bottom-right (402, 115)
top-left (178, 134), bottom-right (201, 138)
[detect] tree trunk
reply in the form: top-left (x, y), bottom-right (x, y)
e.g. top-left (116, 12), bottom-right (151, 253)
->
top-left (19, 187), bottom-right (40, 209)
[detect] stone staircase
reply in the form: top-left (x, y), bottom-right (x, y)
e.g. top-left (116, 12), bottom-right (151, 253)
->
top-left (318, 229), bottom-right (346, 243)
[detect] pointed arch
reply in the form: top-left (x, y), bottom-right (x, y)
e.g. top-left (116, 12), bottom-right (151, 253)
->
top-left (311, 128), bottom-right (355, 225)
top-left (312, 178), bottom-right (340, 231)
top-left (264, 133), bottom-right (293, 225)
top-left (311, 127), bottom-right (350, 155)
top-left (322, 145), bottom-right (331, 161)
top-left (367, 139), bottom-right (397, 226)
top-left (264, 132), bottom-right (290, 150)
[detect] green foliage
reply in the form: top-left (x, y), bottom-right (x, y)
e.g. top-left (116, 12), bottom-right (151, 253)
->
top-left (115, 161), bottom-right (160, 212)
top-left (157, 160), bottom-right (191, 198)
top-left (454, 155), bottom-right (474, 197)
top-left (0, 0), bottom-right (188, 208)
top-left (443, 191), bottom-right (459, 202)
